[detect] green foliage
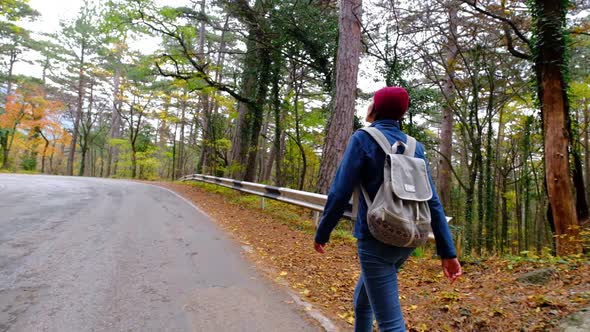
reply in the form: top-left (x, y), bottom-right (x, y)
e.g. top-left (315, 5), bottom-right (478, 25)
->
top-left (159, 6), bottom-right (180, 20)
top-left (136, 148), bottom-right (160, 180)
top-left (268, 0), bottom-right (338, 87)
top-left (109, 138), bottom-right (128, 147)
top-left (19, 154), bottom-right (36, 170)
top-left (0, 168), bottom-right (38, 174)
top-left (0, 0), bottom-right (39, 21)
top-left (411, 247), bottom-right (425, 258)
top-left (503, 191), bottom-right (517, 212)
top-left (402, 87), bottom-right (443, 149)
top-left (505, 249), bottom-right (587, 266)
top-left (0, 0), bottom-right (38, 96)
top-left (527, 0), bottom-right (572, 102)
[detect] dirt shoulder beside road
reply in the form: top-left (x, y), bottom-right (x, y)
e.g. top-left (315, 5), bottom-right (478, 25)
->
top-left (157, 181), bottom-right (590, 331)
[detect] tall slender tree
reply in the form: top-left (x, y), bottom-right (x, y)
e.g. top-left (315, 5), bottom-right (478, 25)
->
top-left (531, 0), bottom-right (580, 254)
top-left (317, 0), bottom-right (362, 194)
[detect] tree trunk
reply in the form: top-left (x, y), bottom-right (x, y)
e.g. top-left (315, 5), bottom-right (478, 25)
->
top-left (40, 134), bottom-right (49, 173)
top-left (572, 149), bottom-right (589, 221)
top-left (4, 117), bottom-right (21, 170)
top-left (500, 173), bottom-right (509, 255)
top-left (79, 143), bottom-right (87, 176)
top-left (49, 141), bottom-right (56, 174)
top-left (494, 107), bottom-right (507, 249)
top-left (79, 82), bottom-right (94, 176)
top-left (90, 146), bottom-right (95, 177)
top-left (171, 114), bottom-right (179, 180)
top-left (195, 0), bottom-right (211, 175)
top-left (99, 147), bottom-right (104, 177)
top-left (229, 36), bottom-right (258, 178)
top-left (67, 40), bottom-right (86, 176)
top-left (258, 115), bottom-right (270, 181)
top-left (107, 65), bottom-right (122, 178)
top-left (515, 167), bottom-right (523, 252)
top-left (176, 95), bottom-right (187, 177)
top-left (534, 0), bottom-right (581, 255)
top-left (271, 54), bottom-right (283, 186)
top-left (293, 85), bottom-right (307, 190)
top-left (202, 15), bottom-right (229, 175)
top-left (196, 94), bottom-right (211, 174)
top-left (157, 97), bottom-right (171, 178)
top-left (1, 142), bottom-right (9, 169)
top-left (317, 0), bottom-right (362, 194)
top-left (529, 148), bottom-right (545, 253)
top-left (483, 110), bottom-right (497, 253)
top-left (475, 149), bottom-right (484, 255)
top-left (131, 148), bottom-right (137, 179)
top-left (0, 49), bottom-right (17, 169)
top-left (571, 97), bottom-right (589, 224)
top-left (243, 42), bottom-right (272, 182)
top-left (584, 99), bottom-right (590, 217)
top-left (243, 103), bottom-right (268, 183)
top-left (438, 2), bottom-right (458, 211)
top-left (263, 142), bottom-right (276, 183)
top-left (522, 116), bottom-right (533, 250)
top-left (464, 172), bottom-right (477, 255)
top-left (3, 49), bottom-right (16, 107)
top-left (3, 51), bottom-right (16, 102)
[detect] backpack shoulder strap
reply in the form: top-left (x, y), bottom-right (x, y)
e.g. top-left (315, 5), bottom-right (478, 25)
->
top-left (359, 127), bottom-right (391, 154)
top-left (404, 135), bottom-right (416, 157)
top-left (361, 127), bottom-right (418, 157)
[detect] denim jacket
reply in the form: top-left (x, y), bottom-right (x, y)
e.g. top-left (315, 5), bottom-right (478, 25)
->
top-left (314, 119), bottom-right (457, 259)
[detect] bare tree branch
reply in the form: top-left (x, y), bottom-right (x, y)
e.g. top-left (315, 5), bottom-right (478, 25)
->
top-left (460, 0), bottom-right (531, 47)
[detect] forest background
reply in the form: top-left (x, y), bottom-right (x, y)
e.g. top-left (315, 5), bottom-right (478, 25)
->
top-left (1, 0), bottom-right (589, 257)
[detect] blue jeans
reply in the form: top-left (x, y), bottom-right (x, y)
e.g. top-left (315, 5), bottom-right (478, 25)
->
top-left (354, 238), bottom-right (414, 332)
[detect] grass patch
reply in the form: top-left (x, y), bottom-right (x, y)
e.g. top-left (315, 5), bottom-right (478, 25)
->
top-left (0, 169), bottom-right (40, 174)
top-left (178, 180), bottom-right (355, 243)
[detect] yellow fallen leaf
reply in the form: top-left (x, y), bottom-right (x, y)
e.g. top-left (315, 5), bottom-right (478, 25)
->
top-left (279, 271), bottom-right (288, 276)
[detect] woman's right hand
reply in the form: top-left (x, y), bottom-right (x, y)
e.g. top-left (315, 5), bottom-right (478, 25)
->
top-left (442, 258), bottom-right (462, 283)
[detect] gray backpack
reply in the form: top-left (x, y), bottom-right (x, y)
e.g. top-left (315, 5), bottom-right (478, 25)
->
top-left (353, 127), bottom-right (433, 247)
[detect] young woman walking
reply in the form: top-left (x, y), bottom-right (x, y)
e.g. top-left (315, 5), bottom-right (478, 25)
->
top-left (314, 87), bottom-right (462, 332)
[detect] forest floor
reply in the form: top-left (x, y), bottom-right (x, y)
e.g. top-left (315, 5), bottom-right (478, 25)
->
top-left (156, 181), bottom-right (590, 332)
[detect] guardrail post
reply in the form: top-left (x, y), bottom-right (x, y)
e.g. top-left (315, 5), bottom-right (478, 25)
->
top-left (314, 211), bottom-right (320, 227)
top-left (261, 197), bottom-right (266, 210)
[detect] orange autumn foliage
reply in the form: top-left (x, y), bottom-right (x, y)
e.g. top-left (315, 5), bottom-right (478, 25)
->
top-left (3, 86), bottom-right (62, 132)
top-left (0, 84), bottom-right (69, 168)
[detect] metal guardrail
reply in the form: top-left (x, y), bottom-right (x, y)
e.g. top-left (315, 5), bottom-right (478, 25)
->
top-left (179, 173), bottom-right (348, 218)
top-left (179, 174), bottom-right (449, 241)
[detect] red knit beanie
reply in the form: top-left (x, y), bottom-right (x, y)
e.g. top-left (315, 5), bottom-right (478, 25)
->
top-left (372, 87), bottom-right (409, 120)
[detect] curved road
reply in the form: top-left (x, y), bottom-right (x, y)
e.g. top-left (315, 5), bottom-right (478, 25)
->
top-left (0, 174), bottom-right (320, 332)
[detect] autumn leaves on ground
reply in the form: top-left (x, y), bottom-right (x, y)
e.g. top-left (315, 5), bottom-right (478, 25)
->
top-left (157, 181), bottom-right (590, 332)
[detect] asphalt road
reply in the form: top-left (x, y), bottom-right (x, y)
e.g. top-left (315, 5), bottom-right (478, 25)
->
top-left (0, 174), bottom-right (320, 332)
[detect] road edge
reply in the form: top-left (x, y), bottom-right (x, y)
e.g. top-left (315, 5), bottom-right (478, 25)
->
top-left (146, 182), bottom-right (340, 332)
